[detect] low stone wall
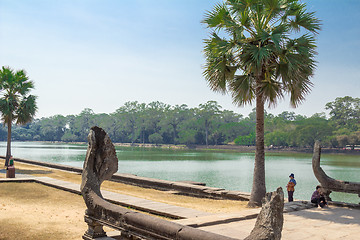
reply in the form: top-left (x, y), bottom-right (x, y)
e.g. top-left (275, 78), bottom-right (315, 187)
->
top-left (2, 156), bottom-right (250, 201)
top-left (111, 173), bottom-right (250, 201)
top-left (0, 156), bottom-right (83, 174)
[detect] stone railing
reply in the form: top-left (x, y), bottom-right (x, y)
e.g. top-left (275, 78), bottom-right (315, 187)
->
top-left (312, 140), bottom-right (360, 202)
top-left (81, 126), bottom-right (284, 240)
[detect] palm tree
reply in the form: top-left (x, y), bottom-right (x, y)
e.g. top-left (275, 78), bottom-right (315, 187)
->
top-left (202, 0), bottom-right (320, 206)
top-left (0, 66), bottom-right (37, 166)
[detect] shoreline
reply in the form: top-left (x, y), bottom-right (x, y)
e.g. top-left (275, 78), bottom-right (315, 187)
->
top-left (8, 140), bottom-right (360, 155)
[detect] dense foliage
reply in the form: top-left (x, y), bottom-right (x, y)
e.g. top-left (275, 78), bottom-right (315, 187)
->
top-left (2, 96), bottom-right (358, 149)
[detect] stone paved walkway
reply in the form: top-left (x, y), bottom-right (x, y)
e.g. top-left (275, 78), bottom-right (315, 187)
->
top-left (1, 172), bottom-right (360, 239)
top-left (185, 205), bottom-right (360, 239)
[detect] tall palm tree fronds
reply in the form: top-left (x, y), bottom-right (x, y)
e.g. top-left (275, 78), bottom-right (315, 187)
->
top-left (202, 0), bottom-right (321, 206)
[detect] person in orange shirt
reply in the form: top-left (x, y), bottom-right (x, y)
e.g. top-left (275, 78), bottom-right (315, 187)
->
top-left (286, 173), bottom-right (296, 202)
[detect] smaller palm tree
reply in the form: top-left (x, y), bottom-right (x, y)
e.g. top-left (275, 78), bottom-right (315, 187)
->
top-left (0, 66), bottom-right (37, 166)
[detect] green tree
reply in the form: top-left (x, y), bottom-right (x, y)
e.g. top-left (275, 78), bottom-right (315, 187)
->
top-left (0, 124), bottom-right (8, 141)
top-left (220, 120), bottom-right (255, 144)
top-left (220, 109), bottom-right (243, 123)
top-left (38, 115), bottom-right (67, 141)
top-left (143, 101), bottom-right (170, 143)
top-left (214, 110), bottom-right (244, 144)
top-left (148, 132), bottom-right (163, 145)
top-left (161, 104), bottom-right (191, 144)
top-left (61, 131), bottom-right (78, 142)
top-left (197, 101), bottom-right (221, 146)
top-left (264, 111), bottom-right (303, 140)
top-left (291, 116), bottom-right (333, 148)
top-left (12, 124), bottom-right (33, 141)
top-left (72, 108), bottom-right (96, 141)
top-left (265, 130), bottom-right (289, 147)
top-left (330, 128), bottom-right (360, 149)
top-left (177, 109), bottom-right (199, 145)
top-left (235, 132), bottom-right (256, 146)
top-left (277, 111), bottom-right (297, 121)
top-left (0, 66), bottom-right (37, 166)
top-left (178, 129), bottom-right (197, 146)
top-left (115, 101), bottom-right (145, 144)
top-left (325, 96), bottom-right (360, 131)
top-left (202, 0), bottom-right (320, 206)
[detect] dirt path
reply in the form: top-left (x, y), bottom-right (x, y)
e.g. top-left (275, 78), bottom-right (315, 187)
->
top-left (0, 182), bottom-right (87, 240)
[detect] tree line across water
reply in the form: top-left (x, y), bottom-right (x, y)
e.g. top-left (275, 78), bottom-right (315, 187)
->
top-left (0, 0), bottom-right (353, 207)
top-left (1, 96), bottom-right (358, 149)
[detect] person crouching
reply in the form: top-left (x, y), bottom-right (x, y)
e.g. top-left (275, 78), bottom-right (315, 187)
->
top-left (311, 185), bottom-right (328, 208)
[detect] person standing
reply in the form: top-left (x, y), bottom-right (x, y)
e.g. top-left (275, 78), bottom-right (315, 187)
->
top-left (286, 173), bottom-right (296, 202)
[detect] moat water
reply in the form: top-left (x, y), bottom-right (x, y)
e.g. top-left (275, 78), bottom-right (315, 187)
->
top-left (2, 141), bottom-right (359, 203)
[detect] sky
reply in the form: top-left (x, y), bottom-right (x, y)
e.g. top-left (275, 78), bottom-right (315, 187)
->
top-left (0, 0), bottom-right (359, 119)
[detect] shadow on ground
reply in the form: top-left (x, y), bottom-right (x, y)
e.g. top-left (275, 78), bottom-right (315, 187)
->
top-left (288, 207), bottom-right (360, 225)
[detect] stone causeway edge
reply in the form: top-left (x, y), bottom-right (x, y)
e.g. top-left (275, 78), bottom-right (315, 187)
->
top-left (1, 156), bottom-right (250, 201)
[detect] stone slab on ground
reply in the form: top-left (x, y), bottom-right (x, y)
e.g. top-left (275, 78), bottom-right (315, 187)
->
top-left (102, 189), bottom-right (211, 219)
top-left (174, 209), bottom-right (261, 228)
top-left (34, 176), bottom-right (81, 194)
top-left (174, 201), bottom-right (315, 229)
top-left (191, 206), bottom-right (360, 240)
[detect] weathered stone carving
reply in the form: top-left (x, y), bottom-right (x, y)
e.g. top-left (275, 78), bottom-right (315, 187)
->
top-left (80, 126), bottom-right (118, 204)
top-left (80, 126), bottom-right (118, 239)
top-left (80, 126), bottom-right (237, 240)
top-left (244, 187), bottom-right (284, 240)
top-left (312, 140), bottom-right (360, 201)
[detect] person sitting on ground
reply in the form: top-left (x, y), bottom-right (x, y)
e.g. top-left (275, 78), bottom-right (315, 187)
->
top-left (311, 185), bottom-right (327, 208)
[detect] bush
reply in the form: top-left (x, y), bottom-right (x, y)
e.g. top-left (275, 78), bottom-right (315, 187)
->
top-left (148, 133), bottom-right (163, 145)
top-left (235, 132), bottom-right (255, 146)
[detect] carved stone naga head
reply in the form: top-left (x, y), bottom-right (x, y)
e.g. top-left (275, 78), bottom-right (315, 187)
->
top-left (80, 126), bottom-right (118, 204)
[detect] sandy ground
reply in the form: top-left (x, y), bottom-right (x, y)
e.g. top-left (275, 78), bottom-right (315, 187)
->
top-left (0, 159), bottom-right (248, 239)
top-left (0, 182), bottom-right (87, 240)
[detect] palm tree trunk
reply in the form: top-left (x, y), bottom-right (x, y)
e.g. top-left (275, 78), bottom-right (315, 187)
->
top-left (248, 90), bottom-right (266, 207)
top-left (5, 121), bottom-right (12, 167)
